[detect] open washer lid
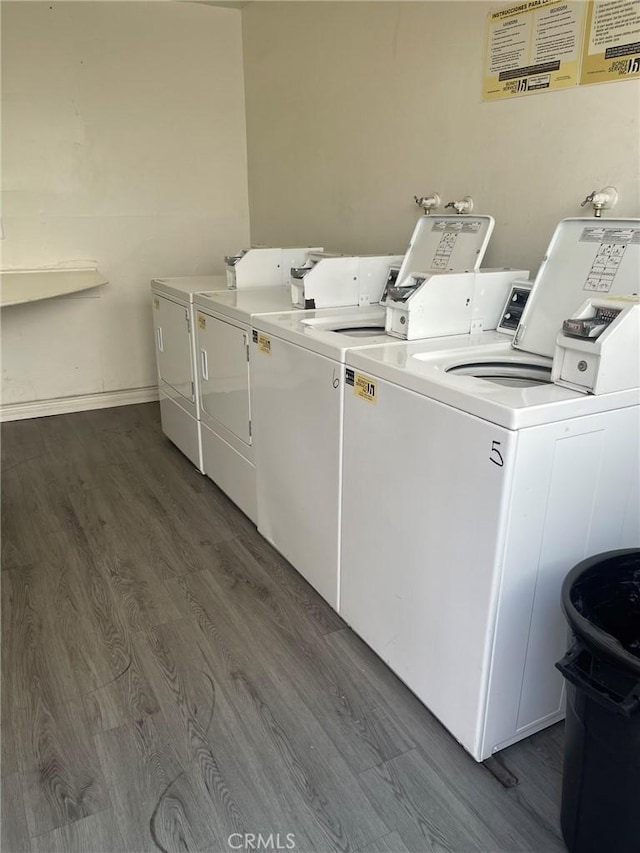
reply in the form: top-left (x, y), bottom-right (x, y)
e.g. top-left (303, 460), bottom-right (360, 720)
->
top-left (513, 218), bottom-right (640, 359)
top-left (397, 214), bottom-right (494, 282)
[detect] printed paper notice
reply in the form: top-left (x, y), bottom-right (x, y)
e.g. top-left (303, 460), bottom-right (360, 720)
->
top-left (483, 1), bottom-right (586, 100)
top-left (580, 0), bottom-right (640, 84)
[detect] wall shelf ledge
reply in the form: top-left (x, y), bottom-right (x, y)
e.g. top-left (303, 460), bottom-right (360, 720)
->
top-left (0, 268), bottom-right (108, 307)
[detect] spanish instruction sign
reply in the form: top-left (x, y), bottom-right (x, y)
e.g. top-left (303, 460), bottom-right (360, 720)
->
top-left (483, 0), bottom-right (585, 100)
top-left (580, 0), bottom-right (640, 84)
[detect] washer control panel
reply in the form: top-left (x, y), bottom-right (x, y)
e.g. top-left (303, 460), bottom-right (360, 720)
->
top-left (497, 280), bottom-right (532, 335)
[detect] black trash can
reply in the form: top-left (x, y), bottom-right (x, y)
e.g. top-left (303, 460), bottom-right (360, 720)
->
top-left (556, 548), bottom-right (640, 853)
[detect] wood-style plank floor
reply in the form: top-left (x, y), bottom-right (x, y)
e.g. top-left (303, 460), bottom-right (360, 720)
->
top-left (1, 403), bottom-right (566, 853)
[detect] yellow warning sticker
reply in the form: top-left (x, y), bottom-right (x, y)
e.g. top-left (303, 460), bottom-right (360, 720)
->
top-left (257, 333), bottom-right (271, 355)
top-left (354, 372), bottom-right (377, 404)
top-left (153, 297), bottom-right (160, 310)
top-left (198, 314), bottom-right (206, 330)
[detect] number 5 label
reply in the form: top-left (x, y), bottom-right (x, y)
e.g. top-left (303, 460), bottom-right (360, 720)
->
top-left (489, 440), bottom-right (504, 467)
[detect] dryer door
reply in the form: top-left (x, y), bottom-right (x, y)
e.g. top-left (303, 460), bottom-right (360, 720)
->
top-left (153, 295), bottom-right (195, 404)
top-left (196, 311), bottom-right (251, 445)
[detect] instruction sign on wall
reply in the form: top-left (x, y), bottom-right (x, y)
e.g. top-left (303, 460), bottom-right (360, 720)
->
top-left (484, 0), bottom-right (639, 99)
top-left (580, 0), bottom-right (640, 85)
top-left (483, 0), bottom-right (585, 100)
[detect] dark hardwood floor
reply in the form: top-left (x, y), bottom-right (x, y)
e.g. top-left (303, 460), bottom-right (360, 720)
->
top-left (1, 403), bottom-right (566, 853)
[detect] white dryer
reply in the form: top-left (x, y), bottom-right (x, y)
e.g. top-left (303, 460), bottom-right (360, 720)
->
top-left (151, 249), bottom-right (321, 473)
top-left (151, 275), bottom-right (226, 471)
top-left (339, 218), bottom-right (640, 761)
top-left (193, 287), bottom-right (301, 523)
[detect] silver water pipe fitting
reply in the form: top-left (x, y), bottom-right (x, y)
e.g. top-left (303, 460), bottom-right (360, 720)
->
top-left (444, 196), bottom-right (474, 215)
top-left (414, 193), bottom-right (441, 215)
top-left (580, 186), bottom-right (618, 218)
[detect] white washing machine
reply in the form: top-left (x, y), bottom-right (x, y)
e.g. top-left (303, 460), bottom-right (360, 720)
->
top-left (251, 215), bottom-right (525, 609)
top-left (339, 217), bottom-right (640, 761)
top-left (251, 320), bottom-right (512, 609)
top-left (193, 287), bottom-right (302, 523)
top-left (151, 275), bottom-right (226, 471)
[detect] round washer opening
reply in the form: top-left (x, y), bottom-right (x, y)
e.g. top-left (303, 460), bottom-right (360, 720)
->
top-left (446, 360), bottom-right (552, 387)
top-left (332, 325), bottom-right (386, 337)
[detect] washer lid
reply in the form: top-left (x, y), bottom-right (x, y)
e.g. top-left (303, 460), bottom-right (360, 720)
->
top-left (397, 215), bottom-right (494, 282)
top-left (513, 218), bottom-right (640, 359)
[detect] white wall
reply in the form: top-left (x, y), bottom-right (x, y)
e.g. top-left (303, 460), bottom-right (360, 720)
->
top-left (1, 1), bottom-right (249, 415)
top-left (3, 1), bottom-right (638, 419)
top-left (241, 1), bottom-right (640, 276)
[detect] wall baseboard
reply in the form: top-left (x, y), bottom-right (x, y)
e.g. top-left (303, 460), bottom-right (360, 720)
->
top-left (0, 386), bottom-right (160, 422)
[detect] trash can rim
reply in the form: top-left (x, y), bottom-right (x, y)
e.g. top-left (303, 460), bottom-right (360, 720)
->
top-left (561, 548), bottom-right (640, 678)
